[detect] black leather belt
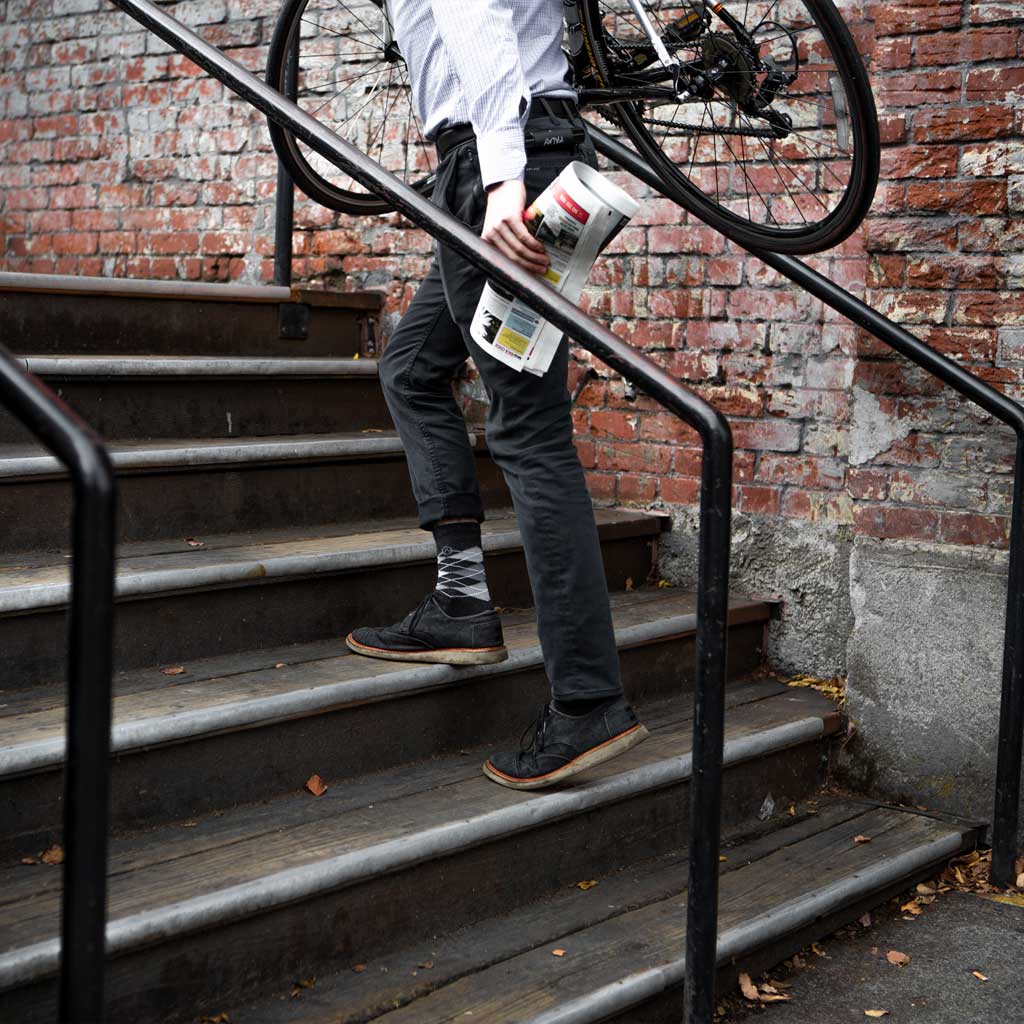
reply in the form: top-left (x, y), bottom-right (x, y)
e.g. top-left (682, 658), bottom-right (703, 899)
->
top-left (434, 96), bottom-right (585, 161)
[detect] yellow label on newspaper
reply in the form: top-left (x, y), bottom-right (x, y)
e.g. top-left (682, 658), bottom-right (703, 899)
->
top-left (543, 267), bottom-right (561, 285)
top-left (497, 327), bottom-right (530, 356)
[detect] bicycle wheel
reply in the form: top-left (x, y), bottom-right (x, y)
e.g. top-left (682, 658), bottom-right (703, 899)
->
top-left (579, 0), bottom-right (879, 253)
top-left (266, 0), bottom-right (433, 215)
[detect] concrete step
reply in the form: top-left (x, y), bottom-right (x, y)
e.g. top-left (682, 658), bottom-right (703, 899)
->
top-left (0, 431), bottom-right (509, 550)
top-left (0, 272), bottom-right (381, 357)
top-left (219, 801), bottom-right (976, 1024)
top-left (0, 357), bottom-right (393, 444)
top-left (0, 589), bottom-right (771, 854)
top-left (0, 682), bottom-right (843, 1023)
top-left (0, 508), bottom-right (665, 687)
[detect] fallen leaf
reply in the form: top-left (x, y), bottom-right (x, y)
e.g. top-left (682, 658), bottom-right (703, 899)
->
top-left (916, 882), bottom-right (937, 895)
top-left (351, 963), bottom-right (367, 973)
top-left (791, 954), bottom-right (808, 969)
top-left (199, 1015), bottom-right (230, 1023)
top-left (184, 537), bottom-right (205, 548)
top-left (1016, 872), bottom-right (1024, 890)
top-left (886, 950), bottom-right (911, 967)
top-left (858, 913), bottom-right (873, 927)
top-left (988, 892), bottom-right (1024, 907)
top-left (719, 855), bottom-right (728, 862)
top-left (656, 579), bottom-right (674, 589)
top-left (624, 577), bottom-right (634, 592)
top-left (20, 857), bottom-right (36, 865)
top-left (417, 960), bottom-right (434, 970)
top-left (854, 834), bottom-right (873, 844)
top-left (788, 804), bottom-right (796, 817)
top-left (811, 942), bottom-right (829, 958)
top-left (161, 666), bottom-right (186, 676)
top-left (972, 971), bottom-right (988, 982)
top-left (41, 845), bottom-right (64, 865)
top-left (305, 774), bottom-right (328, 797)
top-left (576, 880), bottom-right (598, 890)
top-left (864, 1012), bottom-right (889, 1019)
top-left (182, 820), bottom-right (198, 828)
top-left (552, 949), bottom-right (567, 957)
top-left (738, 973), bottom-right (759, 1001)
top-left (294, 977), bottom-right (316, 989)
top-left (900, 899), bottom-right (922, 915)
top-left (274, 662), bottom-right (287, 669)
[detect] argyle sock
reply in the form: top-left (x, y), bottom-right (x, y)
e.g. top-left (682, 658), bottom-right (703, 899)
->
top-left (432, 521), bottom-right (493, 617)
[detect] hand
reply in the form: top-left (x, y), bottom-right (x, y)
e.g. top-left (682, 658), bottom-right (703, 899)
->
top-left (481, 179), bottom-right (549, 274)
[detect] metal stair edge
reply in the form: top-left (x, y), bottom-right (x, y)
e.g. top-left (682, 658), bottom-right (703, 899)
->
top-left (0, 714), bottom-right (830, 992)
top-left (0, 510), bottom-right (665, 615)
top-left (0, 431), bottom-right (475, 479)
top-left (15, 356), bottom-right (379, 378)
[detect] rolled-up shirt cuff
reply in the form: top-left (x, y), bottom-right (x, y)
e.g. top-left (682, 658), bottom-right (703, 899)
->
top-left (476, 127), bottom-right (527, 190)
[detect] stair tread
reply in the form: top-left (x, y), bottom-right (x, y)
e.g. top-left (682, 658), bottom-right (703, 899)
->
top-left (0, 507), bottom-right (663, 613)
top-left (0, 430), bottom-right (473, 479)
top-left (223, 801), bottom-right (970, 1024)
top-left (0, 589), bottom-right (771, 771)
top-left (14, 355), bottom-right (379, 377)
top-left (0, 683), bottom-right (839, 974)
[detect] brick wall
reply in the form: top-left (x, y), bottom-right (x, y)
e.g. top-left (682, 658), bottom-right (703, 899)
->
top-left (1, 0), bottom-right (1022, 557)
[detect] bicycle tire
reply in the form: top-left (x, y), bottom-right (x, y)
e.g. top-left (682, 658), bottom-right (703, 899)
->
top-left (266, 0), bottom-right (427, 216)
top-left (580, 0), bottom-right (880, 254)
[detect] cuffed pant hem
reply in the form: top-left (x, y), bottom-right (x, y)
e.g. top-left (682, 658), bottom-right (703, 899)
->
top-left (550, 684), bottom-right (624, 702)
top-left (418, 492), bottom-right (487, 531)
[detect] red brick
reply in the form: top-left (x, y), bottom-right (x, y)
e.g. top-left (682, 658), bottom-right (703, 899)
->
top-left (589, 410), bottom-right (637, 441)
top-left (736, 485), bottom-right (781, 515)
top-left (853, 505), bottom-right (940, 541)
top-left (913, 104), bottom-right (1016, 143)
top-left (617, 474), bottom-right (657, 504)
top-left (660, 476), bottom-right (700, 506)
top-left (940, 512), bottom-right (1010, 548)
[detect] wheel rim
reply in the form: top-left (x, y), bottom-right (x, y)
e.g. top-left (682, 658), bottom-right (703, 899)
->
top-left (589, 0), bottom-right (874, 243)
top-left (281, 0), bottom-right (437, 207)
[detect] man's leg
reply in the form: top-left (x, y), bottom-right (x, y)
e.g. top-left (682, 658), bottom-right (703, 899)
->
top-left (434, 135), bottom-right (647, 788)
top-left (345, 251), bottom-right (507, 666)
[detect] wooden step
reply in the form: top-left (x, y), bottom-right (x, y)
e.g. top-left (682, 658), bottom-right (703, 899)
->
top-left (218, 801), bottom-right (974, 1024)
top-left (0, 272), bottom-right (381, 357)
top-left (0, 356), bottom-right (393, 445)
top-left (0, 589), bottom-right (771, 854)
top-left (0, 431), bottom-right (509, 550)
top-left (0, 682), bottom-right (841, 1023)
top-left (0, 508), bottom-right (664, 686)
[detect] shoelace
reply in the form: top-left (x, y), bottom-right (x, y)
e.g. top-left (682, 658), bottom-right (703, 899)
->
top-left (519, 704), bottom-right (552, 756)
top-left (398, 594), bottom-right (435, 634)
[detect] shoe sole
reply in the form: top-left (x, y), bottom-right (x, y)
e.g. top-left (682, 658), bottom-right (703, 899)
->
top-left (345, 633), bottom-right (509, 666)
top-left (481, 722), bottom-right (650, 791)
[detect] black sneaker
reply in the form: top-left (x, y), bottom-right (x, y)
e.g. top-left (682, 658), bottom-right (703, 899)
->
top-left (483, 696), bottom-right (649, 790)
top-left (346, 594), bottom-right (508, 666)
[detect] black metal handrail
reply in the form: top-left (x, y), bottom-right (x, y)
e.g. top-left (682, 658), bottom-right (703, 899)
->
top-left (591, 127), bottom-right (1024, 892)
top-left (0, 347), bottom-right (116, 1023)
top-left (104, 2), bottom-right (734, 1023)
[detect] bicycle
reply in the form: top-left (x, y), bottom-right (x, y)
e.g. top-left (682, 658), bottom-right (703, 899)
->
top-left (266, 0), bottom-right (879, 255)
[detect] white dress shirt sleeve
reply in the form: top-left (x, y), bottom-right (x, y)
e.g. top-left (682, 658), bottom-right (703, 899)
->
top-left (429, 0), bottom-right (530, 189)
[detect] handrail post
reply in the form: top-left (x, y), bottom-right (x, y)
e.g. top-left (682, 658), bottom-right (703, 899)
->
top-left (272, 36), bottom-right (298, 288)
top-left (0, 346), bottom-right (116, 1023)
top-left (993, 435), bottom-right (1024, 887)
top-left (685, 422), bottom-right (733, 1024)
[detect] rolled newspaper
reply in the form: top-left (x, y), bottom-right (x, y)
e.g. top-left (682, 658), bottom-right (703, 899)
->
top-left (469, 161), bottom-right (639, 377)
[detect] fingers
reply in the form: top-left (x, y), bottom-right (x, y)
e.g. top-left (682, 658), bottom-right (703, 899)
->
top-left (489, 220), bottom-right (549, 272)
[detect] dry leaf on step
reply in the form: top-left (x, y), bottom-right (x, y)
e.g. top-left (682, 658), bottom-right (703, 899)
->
top-left (576, 880), bottom-right (598, 890)
top-left (552, 949), bottom-right (567, 957)
top-left (161, 666), bottom-right (186, 676)
top-left (972, 971), bottom-right (989, 982)
top-left (864, 1012), bottom-right (889, 1019)
top-left (199, 1015), bottom-right (230, 1023)
top-left (738, 973), bottom-right (760, 1001)
top-left (305, 774), bottom-right (328, 797)
top-left (351, 963), bottom-right (367, 973)
top-left (854, 834), bottom-right (873, 844)
top-left (274, 663), bottom-right (287, 669)
top-left (184, 537), bottom-right (205, 548)
top-left (624, 577), bottom-right (634, 592)
top-left (41, 845), bottom-right (64, 865)
top-left (417, 961), bottom-right (434, 970)
top-left (900, 899), bottom-right (922, 915)
top-left (916, 882), bottom-right (937, 896)
top-left (20, 857), bottom-right (36, 866)
top-left (858, 913), bottom-right (872, 927)
top-left (886, 950), bottom-right (911, 967)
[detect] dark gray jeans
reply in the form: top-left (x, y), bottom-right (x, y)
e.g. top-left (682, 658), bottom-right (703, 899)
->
top-left (379, 120), bottom-right (623, 702)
